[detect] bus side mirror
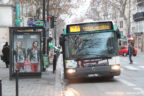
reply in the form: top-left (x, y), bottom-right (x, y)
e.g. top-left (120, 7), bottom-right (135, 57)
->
top-left (116, 30), bottom-right (121, 39)
top-left (59, 34), bottom-right (64, 46)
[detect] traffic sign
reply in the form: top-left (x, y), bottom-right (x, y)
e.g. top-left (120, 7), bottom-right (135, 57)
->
top-left (127, 34), bottom-right (131, 38)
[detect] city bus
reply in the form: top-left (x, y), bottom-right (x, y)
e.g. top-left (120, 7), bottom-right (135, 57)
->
top-left (59, 21), bottom-right (121, 80)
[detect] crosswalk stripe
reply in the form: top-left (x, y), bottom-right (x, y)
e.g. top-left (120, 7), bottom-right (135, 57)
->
top-left (118, 78), bottom-right (136, 87)
top-left (120, 68), bottom-right (124, 71)
top-left (124, 66), bottom-right (139, 71)
top-left (138, 66), bottom-right (144, 69)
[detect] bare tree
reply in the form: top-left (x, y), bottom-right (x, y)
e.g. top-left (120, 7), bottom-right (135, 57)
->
top-left (88, 0), bottom-right (135, 34)
top-left (49, 0), bottom-right (87, 43)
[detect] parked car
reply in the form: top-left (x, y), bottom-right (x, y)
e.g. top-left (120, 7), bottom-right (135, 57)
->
top-left (119, 46), bottom-right (137, 56)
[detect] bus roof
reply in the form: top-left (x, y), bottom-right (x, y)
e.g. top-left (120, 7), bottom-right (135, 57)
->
top-left (66, 21), bottom-right (113, 26)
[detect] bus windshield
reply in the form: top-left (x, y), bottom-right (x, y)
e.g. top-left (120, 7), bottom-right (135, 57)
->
top-left (64, 31), bottom-right (118, 59)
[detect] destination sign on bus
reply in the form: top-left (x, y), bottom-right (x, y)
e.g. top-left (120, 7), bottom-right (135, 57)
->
top-left (67, 22), bottom-right (113, 33)
top-left (70, 25), bottom-right (80, 32)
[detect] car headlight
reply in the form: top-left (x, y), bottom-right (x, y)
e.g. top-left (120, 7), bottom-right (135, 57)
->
top-left (111, 64), bottom-right (120, 70)
top-left (67, 69), bottom-right (76, 74)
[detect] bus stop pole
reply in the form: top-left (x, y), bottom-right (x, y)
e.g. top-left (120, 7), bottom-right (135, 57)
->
top-left (16, 70), bottom-right (19, 96)
top-left (0, 80), bottom-right (2, 96)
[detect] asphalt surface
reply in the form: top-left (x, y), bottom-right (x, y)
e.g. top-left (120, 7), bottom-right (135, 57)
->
top-left (1, 52), bottom-right (143, 96)
top-left (59, 52), bottom-right (144, 96)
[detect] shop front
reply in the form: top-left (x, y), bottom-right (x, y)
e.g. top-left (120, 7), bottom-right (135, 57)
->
top-left (134, 32), bottom-right (144, 52)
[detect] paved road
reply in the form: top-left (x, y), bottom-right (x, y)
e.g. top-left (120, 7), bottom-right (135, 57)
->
top-left (59, 52), bottom-right (144, 96)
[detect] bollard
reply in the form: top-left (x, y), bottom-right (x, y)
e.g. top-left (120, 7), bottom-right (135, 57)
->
top-left (15, 70), bottom-right (19, 96)
top-left (53, 54), bottom-right (57, 73)
top-left (0, 80), bottom-right (2, 96)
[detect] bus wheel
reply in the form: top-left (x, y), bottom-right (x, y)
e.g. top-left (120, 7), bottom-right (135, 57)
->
top-left (123, 52), bottom-right (127, 56)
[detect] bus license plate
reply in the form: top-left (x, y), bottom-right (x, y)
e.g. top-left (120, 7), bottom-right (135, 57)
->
top-left (88, 74), bottom-right (99, 77)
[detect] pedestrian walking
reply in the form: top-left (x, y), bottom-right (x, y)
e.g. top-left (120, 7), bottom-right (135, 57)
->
top-left (53, 47), bottom-right (61, 73)
top-left (53, 52), bottom-right (57, 73)
top-left (128, 42), bottom-right (134, 64)
top-left (2, 42), bottom-right (10, 68)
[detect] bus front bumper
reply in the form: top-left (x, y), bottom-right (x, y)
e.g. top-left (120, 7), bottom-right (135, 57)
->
top-left (66, 65), bottom-right (120, 79)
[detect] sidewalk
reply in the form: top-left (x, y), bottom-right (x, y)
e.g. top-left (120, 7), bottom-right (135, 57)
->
top-left (0, 60), bottom-right (55, 96)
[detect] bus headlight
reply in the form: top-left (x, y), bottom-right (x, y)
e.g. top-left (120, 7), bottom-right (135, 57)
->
top-left (111, 64), bottom-right (120, 70)
top-left (67, 69), bottom-right (76, 74)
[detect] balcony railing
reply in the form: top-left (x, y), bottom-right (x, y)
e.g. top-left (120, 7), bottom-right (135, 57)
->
top-left (137, 0), bottom-right (144, 2)
top-left (133, 12), bottom-right (144, 21)
top-left (137, 0), bottom-right (144, 6)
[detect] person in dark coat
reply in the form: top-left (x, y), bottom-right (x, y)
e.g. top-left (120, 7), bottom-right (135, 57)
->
top-left (53, 47), bottom-right (61, 73)
top-left (53, 52), bottom-right (57, 73)
top-left (2, 42), bottom-right (10, 68)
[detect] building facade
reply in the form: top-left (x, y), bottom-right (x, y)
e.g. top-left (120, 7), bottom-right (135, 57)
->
top-left (133, 0), bottom-right (144, 52)
top-left (0, 5), bottom-right (13, 55)
top-left (117, 0), bottom-right (137, 47)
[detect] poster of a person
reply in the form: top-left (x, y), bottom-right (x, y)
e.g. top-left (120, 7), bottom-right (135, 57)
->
top-left (14, 41), bottom-right (26, 72)
top-left (12, 33), bottom-right (41, 74)
top-left (27, 41), bottom-right (40, 72)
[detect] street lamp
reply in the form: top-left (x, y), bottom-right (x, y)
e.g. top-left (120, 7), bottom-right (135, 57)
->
top-left (128, 0), bottom-right (131, 34)
top-left (43, 0), bottom-right (46, 54)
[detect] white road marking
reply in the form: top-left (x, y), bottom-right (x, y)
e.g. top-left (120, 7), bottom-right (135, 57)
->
top-left (123, 59), bottom-right (128, 62)
top-left (120, 60), bottom-right (128, 62)
top-left (133, 88), bottom-right (144, 95)
top-left (131, 62), bottom-right (136, 64)
top-left (138, 66), bottom-right (144, 69)
top-left (105, 91), bottom-right (125, 95)
top-left (105, 88), bottom-right (144, 95)
top-left (55, 54), bottom-right (64, 96)
top-left (105, 91), bottom-right (144, 95)
top-left (118, 78), bottom-right (136, 87)
top-left (120, 68), bottom-right (124, 71)
top-left (124, 66), bottom-right (139, 71)
top-left (120, 61), bottom-right (136, 64)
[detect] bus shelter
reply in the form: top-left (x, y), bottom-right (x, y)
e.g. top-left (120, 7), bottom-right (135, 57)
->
top-left (9, 27), bottom-right (45, 79)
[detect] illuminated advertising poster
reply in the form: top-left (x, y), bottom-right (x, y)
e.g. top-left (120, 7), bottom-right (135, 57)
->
top-left (12, 32), bottom-right (41, 73)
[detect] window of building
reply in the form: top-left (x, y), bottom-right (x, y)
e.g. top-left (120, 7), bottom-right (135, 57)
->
top-left (120, 12), bottom-right (123, 17)
top-left (132, 27), bottom-right (135, 33)
top-left (120, 21), bottom-right (123, 28)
